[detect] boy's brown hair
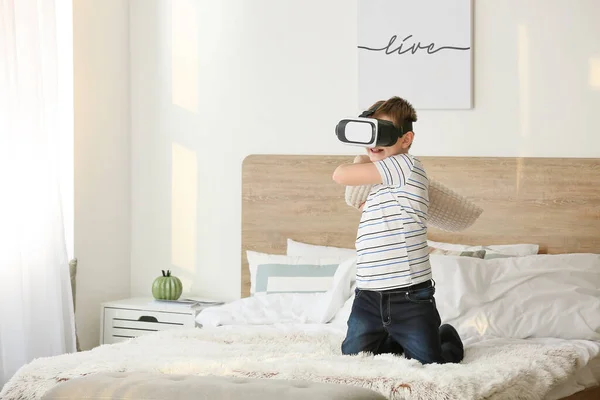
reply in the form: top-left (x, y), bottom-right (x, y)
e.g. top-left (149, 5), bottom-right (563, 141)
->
top-left (369, 96), bottom-right (417, 132)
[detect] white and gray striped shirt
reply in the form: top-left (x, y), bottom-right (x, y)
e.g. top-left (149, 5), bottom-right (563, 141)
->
top-left (355, 153), bottom-right (431, 291)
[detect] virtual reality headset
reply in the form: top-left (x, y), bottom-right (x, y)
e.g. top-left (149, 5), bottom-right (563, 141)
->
top-left (335, 105), bottom-right (413, 148)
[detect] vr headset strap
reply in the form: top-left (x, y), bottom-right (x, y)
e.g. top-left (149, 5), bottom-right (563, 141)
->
top-left (358, 104), bottom-right (380, 118)
top-left (359, 104), bottom-right (413, 135)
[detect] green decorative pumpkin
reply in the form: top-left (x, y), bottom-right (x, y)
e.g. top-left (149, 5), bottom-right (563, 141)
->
top-left (152, 270), bottom-right (182, 300)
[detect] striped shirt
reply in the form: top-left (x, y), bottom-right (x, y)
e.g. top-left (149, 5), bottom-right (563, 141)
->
top-left (355, 153), bottom-right (431, 291)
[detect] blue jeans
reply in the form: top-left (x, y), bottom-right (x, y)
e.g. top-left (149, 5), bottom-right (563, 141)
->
top-left (341, 279), bottom-right (463, 364)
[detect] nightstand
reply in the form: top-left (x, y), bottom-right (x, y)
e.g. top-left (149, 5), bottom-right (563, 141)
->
top-left (100, 297), bottom-right (217, 345)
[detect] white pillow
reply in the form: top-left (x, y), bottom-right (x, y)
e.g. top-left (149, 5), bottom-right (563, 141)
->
top-left (427, 239), bottom-right (539, 258)
top-left (329, 282), bottom-right (356, 327)
top-left (246, 251), bottom-right (350, 296)
top-left (286, 238), bottom-right (356, 259)
top-left (431, 253), bottom-right (600, 341)
top-left (200, 257), bottom-right (357, 326)
top-left (288, 238), bottom-right (538, 260)
top-left (313, 258), bottom-right (356, 323)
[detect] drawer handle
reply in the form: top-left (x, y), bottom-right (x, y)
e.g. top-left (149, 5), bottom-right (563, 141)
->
top-left (138, 316), bottom-right (158, 323)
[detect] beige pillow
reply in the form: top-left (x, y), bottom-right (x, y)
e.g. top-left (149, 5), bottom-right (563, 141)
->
top-left (427, 179), bottom-right (483, 232)
top-left (344, 178), bottom-right (482, 232)
top-left (345, 184), bottom-right (372, 209)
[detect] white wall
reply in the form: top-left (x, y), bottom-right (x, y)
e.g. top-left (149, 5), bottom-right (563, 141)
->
top-left (129, 0), bottom-right (600, 302)
top-left (74, 1), bottom-right (131, 350)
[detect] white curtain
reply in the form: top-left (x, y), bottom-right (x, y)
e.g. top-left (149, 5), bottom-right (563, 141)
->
top-left (0, 0), bottom-right (76, 389)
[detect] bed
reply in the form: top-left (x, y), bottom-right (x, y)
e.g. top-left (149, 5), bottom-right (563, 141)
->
top-left (1, 155), bottom-right (599, 400)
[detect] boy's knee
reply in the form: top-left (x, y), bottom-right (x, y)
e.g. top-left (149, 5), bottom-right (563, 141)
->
top-left (341, 335), bottom-right (368, 355)
top-left (406, 351), bottom-right (444, 365)
top-left (399, 335), bottom-right (445, 364)
top-left (341, 342), bottom-right (356, 355)
top-left (341, 340), bottom-right (361, 355)
top-left (341, 332), bottom-right (383, 355)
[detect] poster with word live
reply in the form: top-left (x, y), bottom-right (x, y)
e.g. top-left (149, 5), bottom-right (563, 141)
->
top-left (358, 0), bottom-right (473, 110)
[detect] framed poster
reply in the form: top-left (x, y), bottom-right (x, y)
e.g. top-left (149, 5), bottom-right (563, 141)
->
top-left (358, 0), bottom-right (473, 109)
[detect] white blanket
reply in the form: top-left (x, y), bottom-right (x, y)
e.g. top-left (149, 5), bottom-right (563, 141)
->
top-left (2, 324), bottom-right (597, 400)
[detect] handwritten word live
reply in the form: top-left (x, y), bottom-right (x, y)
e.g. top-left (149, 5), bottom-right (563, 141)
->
top-left (359, 35), bottom-right (469, 55)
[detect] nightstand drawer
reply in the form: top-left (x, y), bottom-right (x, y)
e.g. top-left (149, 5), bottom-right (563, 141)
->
top-left (102, 307), bottom-right (195, 345)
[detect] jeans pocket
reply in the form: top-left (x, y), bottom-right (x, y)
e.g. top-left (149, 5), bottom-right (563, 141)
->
top-left (405, 286), bottom-right (435, 304)
top-left (354, 287), bottom-right (363, 299)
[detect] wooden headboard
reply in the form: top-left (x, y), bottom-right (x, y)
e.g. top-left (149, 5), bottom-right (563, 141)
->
top-left (241, 155), bottom-right (600, 297)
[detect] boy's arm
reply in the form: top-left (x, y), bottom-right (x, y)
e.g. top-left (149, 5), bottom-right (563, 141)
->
top-left (333, 156), bottom-right (382, 186)
top-left (333, 154), bottom-right (416, 187)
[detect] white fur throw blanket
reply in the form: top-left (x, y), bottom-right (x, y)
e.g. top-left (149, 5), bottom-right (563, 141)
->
top-left (1, 326), bottom-right (582, 400)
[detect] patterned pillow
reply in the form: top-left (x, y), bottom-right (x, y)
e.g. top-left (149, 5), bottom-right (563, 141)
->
top-left (428, 247), bottom-right (486, 259)
top-left (246, 251), bottom-right (349, 295)
top-left (427, 179), bottom-right (483, 232)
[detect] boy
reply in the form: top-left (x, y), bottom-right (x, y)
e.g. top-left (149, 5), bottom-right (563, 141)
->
top-left (332, 96), bottom-right (464, 364)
